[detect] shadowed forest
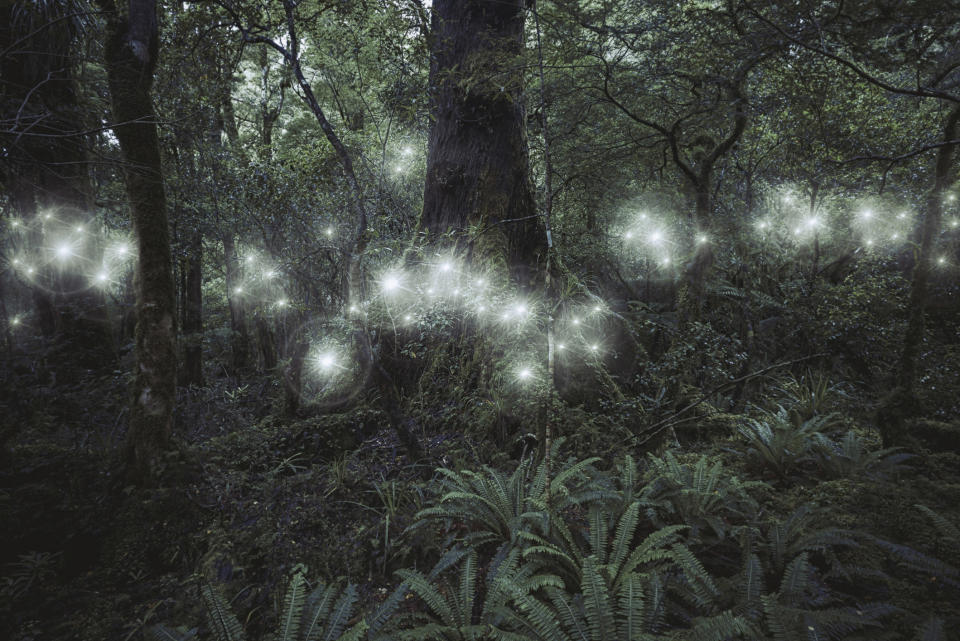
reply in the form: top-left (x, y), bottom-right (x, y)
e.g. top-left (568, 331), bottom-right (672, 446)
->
top-left (1, 0), bottom-right (959, 639)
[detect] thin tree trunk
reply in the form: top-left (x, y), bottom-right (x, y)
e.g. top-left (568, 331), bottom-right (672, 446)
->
top-left (879, 102), bottom-right (960, 445)
top-left (182, 231), bottom-right (203, 387)
top-left (222, 233), bottom-right (249, 372)
top-left (101, 0), bottom-right (176, 484)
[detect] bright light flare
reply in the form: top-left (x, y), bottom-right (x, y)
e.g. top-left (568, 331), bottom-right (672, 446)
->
top-left (648, 231), bottom-right (663, 246)
top-left (861, 209), bottom-right (873, 220)
top-left (95, 271), bottom-right (110, 284)
top-left (316, 352), bottom-right (337, 371)
top-left (517, 367), bottom-right (533, 381)
top-left (325, 227), bottom-right (333, 237)
top-left (55, 243), bottom-right (73, 260)
top-left (696, 235), bottom-right (708, 244)
top-left (381, 273), bottom-right (403, 294)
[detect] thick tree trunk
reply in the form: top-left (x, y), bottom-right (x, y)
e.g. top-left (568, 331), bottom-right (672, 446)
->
top-left (878, 102), bottom-right (960, 445)
top-left (102, 0), bottom-right (176, 484)
top-left (420, 0), bottom-right (544, 282)
top-left (182, 231), bottom-right (203, 387)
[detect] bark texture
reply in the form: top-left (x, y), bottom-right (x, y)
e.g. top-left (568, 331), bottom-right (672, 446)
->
top-left (102, 0), bottom-right (176, 483)
top-left (420, 0), bottom-right (544, 282)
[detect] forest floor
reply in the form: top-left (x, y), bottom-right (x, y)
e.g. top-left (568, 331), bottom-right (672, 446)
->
top-left (2, 337), bottom-right (960, 641)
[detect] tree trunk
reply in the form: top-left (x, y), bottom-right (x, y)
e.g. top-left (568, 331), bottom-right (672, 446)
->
top-left (878, 102), bottom-right (960, 445)
top-left (101, 0), bottom-right (176, 484)
top-left (222, 233), bottom-right (249, 372)
top-left (420, 0), bottom-right (544, 282)
top-left (182, 231), bottom-right (203, 387)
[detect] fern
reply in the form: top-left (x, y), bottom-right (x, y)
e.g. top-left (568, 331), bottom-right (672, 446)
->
top-left (202, 583), bottom-right (245, 641)
top-left (278, 564), bottom-right (308, 641)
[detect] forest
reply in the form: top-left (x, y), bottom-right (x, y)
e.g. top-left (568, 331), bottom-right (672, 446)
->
top-left (1, 0), bottom-right (959, 639)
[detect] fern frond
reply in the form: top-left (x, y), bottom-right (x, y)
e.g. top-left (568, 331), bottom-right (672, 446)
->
top-left (682, 610), bottom-right (753, 641)
top-left (323, 583), bottom-right (358, 641)
top-left (915, 504), bottom-right (960, 542)
top-left (201, 584), bottom-right (245, 641)
top-left (609, 501), bottom-right (641, 576)
top-left (777, 552), bottom-right (810, 601)
top-left (278, 563), bottom-right (308, 641)
top-left (669, 543), bottom-right (718, 607)
top-left (582, 556), bottom-right (615, 641)
top-left (395, 568), bottom-right (454, 626)
top-left (302, 583), bottom-right (337, 641)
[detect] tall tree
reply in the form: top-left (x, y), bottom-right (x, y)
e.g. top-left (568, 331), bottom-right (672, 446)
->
top-left (420, 0), bottom-right (544, 282)
top-left (100, 0), bottom-right (176, 483)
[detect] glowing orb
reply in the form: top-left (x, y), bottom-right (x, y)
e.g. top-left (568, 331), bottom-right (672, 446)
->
top-left (514, 303), bottom-right (527, 316)
top-left (697, 235), bottom-right (708, 244)
top-left (475, 278), bottom-right (485, 288)
top-left (118, 244), bottom-right (130, 256)
top-left (937, 256), bottom-right (947, 265)
top-left (865, 239), bottom-right (874, 247)
top-left (12, 258), bottom-right (19, 265)
top-left (590, 344), bottom-right (599, 352)
top-left (949, 194), bottom-right (956, 202)
top-left (325, 227), bottom-right (333, 237)
top-left (264, 270), bottom-right (276, 279)
top-left (593, 305), bottom-right (602, 313)
top-left (402, 146), bottom-right (413, 156)
top-left (477, 305), bottom-right (486, 312)
top-left (897, 212), bottom-right (907, 219)
top-left (276, 299), bottom-right (288, 308)
top-left (758, 221), bottom-right (769, 230)
top-left (56, 244), bottom-right (72, 260)
top-left (349, 304), bottom-right (358, 313)
top-left (572, 318), bottom-right (581, 325)
top-left (96, 271), bottom-right (109, 283)
top-left (403, 314), bottom-right (412, 322)
top-left (950, 219), bottom-right (959, 228)
top-left (44, 213), bottom-right (51, 220)
top-left (861, 210), bottom-right (873, 220)
top-left (639, 212), bottom-right (648, 220)
top-left (317, 353), bottom-right (336, 371)
top-left (234, 287), bottom-right (243, 295)
top-left (662, 258), bottom-right (671, 266)
top-left (440, 261), bottom-right (453, 272)
top-left (11, 220), bottom-right (19, 228)
top-left (75, 225), bottom-right (84, 233)
top-left (805, 217), bottom-right (820, 228)
top-left (557, 343), bottom-right (565, 350)
top-left (891, 233), bottom-right (899, 240)
top-left (382, 274), bottom-right (402, 293)
top-left (517, 367), bottom-right (533, 381)
top-left (26, 267), bottom-right (35, 275)
top-left (624, 231), bottom-right (634, 240)
top-left (649, 231), bottom-right (663, 245)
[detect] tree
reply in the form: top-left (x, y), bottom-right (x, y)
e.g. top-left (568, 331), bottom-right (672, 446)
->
top-left (100, 0), bottom-right (176, 483)
top-left (420, 0), bottom-right (545, 282)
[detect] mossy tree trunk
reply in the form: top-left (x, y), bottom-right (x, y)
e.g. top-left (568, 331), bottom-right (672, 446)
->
top-left (101, 0), bottom-right (176, 484)
top-left (420, 0), bottom-right (544, 283)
